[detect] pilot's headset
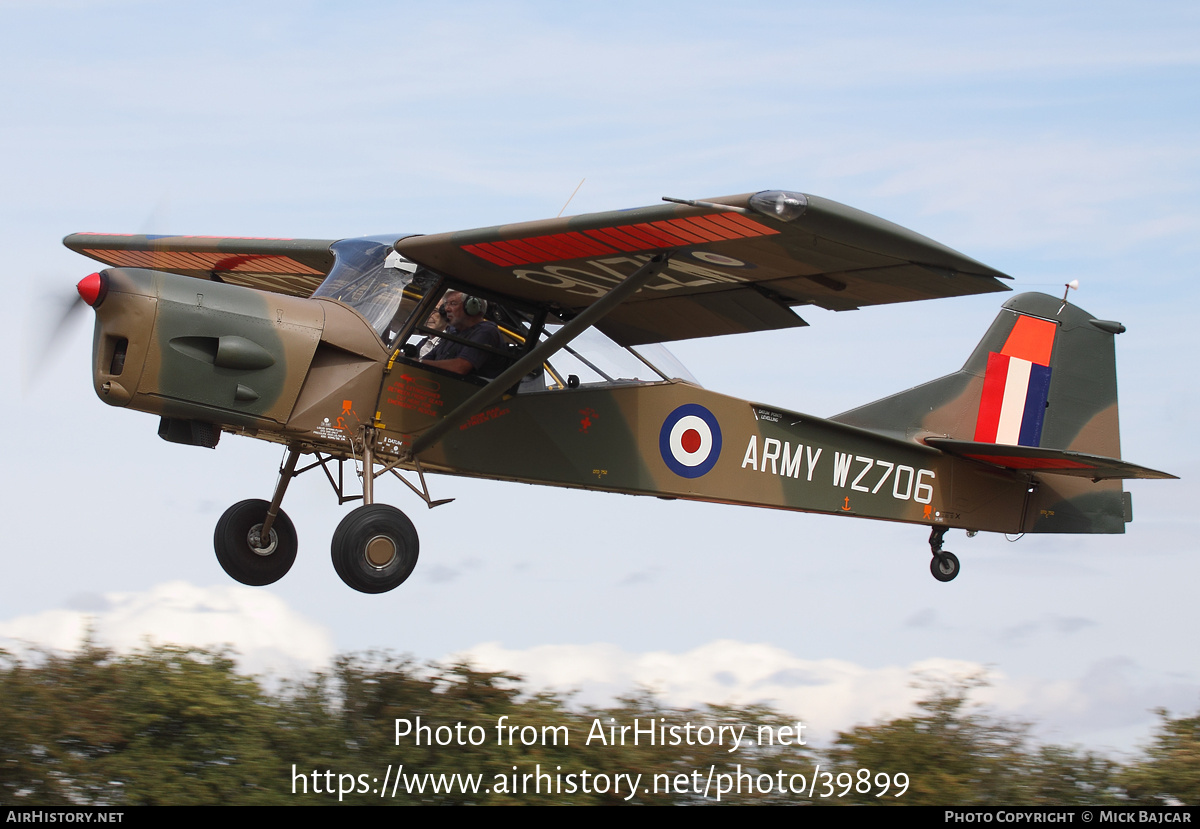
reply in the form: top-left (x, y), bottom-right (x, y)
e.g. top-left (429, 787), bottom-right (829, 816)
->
top-left (463, 295), bottom-right (487, 316)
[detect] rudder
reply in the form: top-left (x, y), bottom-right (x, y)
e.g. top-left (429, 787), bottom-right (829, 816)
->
top-left (835, 292), bottom-right (1123, 457)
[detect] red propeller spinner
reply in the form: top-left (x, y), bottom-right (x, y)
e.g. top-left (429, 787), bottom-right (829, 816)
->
top-left (76, 272), bottom-right (106, 307)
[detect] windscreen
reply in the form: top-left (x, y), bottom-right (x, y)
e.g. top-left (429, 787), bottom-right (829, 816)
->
top-left (313, 236), bottom-right (419, 341)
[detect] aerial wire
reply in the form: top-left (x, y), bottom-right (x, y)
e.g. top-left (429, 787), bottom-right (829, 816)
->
top-left (557, 178), bottom-right (585, 218)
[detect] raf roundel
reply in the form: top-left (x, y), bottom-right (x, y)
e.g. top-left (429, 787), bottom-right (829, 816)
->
top-left (659, 404), bottom-right (723, 478)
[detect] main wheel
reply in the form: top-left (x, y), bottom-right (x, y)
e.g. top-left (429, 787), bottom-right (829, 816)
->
top-left (331, 504), bottom-right (419, 594)
top-left (214, 499), bottom-right (297, 586)
top-left (930, 551), bottom-right (960, 582)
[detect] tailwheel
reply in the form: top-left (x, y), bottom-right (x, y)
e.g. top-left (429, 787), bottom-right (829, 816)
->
top-left (930, 551), bottom-right (960, 582)
top-left (214, 499), bottom-right (298, 586)
top-left (331, 504), bottom-right (419, 594)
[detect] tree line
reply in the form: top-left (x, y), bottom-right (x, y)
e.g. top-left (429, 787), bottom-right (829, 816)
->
top-left (0, 643), bottom-right (1195, 805)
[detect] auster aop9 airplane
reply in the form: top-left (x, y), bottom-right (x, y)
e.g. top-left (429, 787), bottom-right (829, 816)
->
top-left (65, 190), bottom-right (1175, 593)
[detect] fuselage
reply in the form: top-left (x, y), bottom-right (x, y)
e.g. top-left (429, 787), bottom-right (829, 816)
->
top-left (83, 265), bottom-right (1080, 537)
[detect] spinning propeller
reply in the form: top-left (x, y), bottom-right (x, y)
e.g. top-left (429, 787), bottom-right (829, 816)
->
top-left (21, 273), bottom-right (104, 391)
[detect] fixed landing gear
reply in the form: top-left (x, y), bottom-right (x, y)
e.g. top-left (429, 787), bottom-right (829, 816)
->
top-left (214, 499), bottom-right (298, 586)
top-left (331, 504), bottom-right (419, 594)
top-left (928, 527), bottom-right (960, 582)
top-left (212, 437), bottom-right (436, 594)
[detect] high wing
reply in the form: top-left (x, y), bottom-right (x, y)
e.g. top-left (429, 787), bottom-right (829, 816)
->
top-left (395, 191), bottom-right (1012, 345)
top-left (62, 233), bottom-right (338, 297)
top-left (64, 191), bottom-right (1010, 347)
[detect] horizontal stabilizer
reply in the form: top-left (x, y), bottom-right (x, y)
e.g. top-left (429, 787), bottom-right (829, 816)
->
top-left (925, 438), bottom-right (1176, 480)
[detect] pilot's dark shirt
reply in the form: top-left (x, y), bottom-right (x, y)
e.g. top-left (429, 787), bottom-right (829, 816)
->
top-left (426, 321), bottom-right (503, 375)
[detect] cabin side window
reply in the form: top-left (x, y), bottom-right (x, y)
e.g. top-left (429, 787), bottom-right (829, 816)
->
top-left (525, 327), bottom-right (701, 391)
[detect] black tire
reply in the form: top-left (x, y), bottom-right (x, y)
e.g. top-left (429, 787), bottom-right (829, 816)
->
top-left (214, 499), bottom-right (297, 586)
top-left (331, 504), bottom-right (419, 594)
top-left (930, 551), bottom-right (960, 582)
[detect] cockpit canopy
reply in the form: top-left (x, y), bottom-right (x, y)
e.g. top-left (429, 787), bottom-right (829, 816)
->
top-left (313, 235), bottom-right (701, 389)
top-left (312, 236), bottom-right (420, 340)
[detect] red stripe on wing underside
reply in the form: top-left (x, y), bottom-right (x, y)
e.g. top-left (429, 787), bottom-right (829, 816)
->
top-left (458, 212), bottom-right (779, 265)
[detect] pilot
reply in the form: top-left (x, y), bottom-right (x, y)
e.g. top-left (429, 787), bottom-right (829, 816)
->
top-left (420, 291), bottom-right (504, 376)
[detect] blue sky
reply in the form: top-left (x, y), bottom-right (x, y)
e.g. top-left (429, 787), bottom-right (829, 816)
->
top-left (2, 1), bottom-right (1198, 755)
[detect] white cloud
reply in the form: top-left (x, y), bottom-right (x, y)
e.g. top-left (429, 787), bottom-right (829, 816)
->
top-left (453, 639), bottom-right (986, 743)
top-left (0, 581), bottom-right (335, 679)
top-left (451, 640), bottom-right (1195, 751)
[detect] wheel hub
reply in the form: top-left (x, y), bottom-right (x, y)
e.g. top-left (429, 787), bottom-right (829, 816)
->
top-left (365, 535), bottom-right (397, 568)
top-left (248, 524), bottom-right (279, 556)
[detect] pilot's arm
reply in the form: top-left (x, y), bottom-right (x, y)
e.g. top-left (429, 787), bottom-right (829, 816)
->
top-left (420, 322), bottom-right (502, 376)
top-left (421, 356), bottom-right (475, 375)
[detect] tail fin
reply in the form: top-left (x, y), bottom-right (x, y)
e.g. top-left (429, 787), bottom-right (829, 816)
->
top-left (835, 292), bottom-right (1122, 454)
top-left (834, 293), bottom-right (1173, 533)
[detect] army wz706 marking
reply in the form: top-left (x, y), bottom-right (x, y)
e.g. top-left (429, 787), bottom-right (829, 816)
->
top-left (64, 189), bottom-right (1174, 593)
top-left (740, 438), bottom-right (934, 500)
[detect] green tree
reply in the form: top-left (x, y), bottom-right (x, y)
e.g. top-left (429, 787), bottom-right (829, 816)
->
top-left (313, 654), bottom-right (596, 805)
top-left (825, 677), bottom-right (1121, 805)
top-left (826, 678), bottom-right (1023, 805)
top-left (0, 641), bottom-right (132, 804)
top-left (1022, 745), bottom-right (1123, 805)
top-left (0, 648), bottom-right (70, 803)
top-left (0, 643), bottom-right (290, 805)
top-left (1123, 707), bottom-right (1200, 805)
top-left (95, 646), bottom-right (285, 805)
top-left (581, 696), bottom-right (817, 805)
top-left (6, 644), bottom-right (1177, 807)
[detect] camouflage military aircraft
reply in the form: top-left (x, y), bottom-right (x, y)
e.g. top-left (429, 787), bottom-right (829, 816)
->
top-left (64, 190), bottom-right (1174, 593)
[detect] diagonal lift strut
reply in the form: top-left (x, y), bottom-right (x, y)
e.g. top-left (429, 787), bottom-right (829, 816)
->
top-left (405, 251), bottom-right (674, 459)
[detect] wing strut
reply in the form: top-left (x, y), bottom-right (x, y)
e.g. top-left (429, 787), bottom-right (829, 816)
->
top-left (406, 252), bottom-right (674, 458)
